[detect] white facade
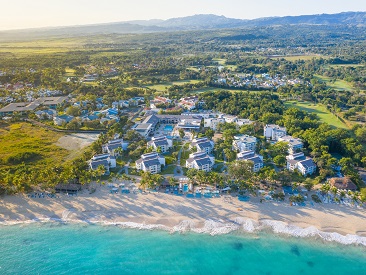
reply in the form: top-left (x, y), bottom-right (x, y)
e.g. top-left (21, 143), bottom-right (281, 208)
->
top-left (233, 135), bottom-right (257, 152)
top-left (286, 152), bottom-right (316, 176)
top-left (135, 152), bottom-right (165, 174)
top-left (89, 154), bottom-right (117, 175)
top-left (102, 139), bottom-right (128, 156)
top-left (204, 115), bottom-right (252, 130)
top-left (237, 151), bottom-right (264, 172)
top-left (134, 123), bottom-right (153, 137)
top-left (147, 136), bottom-right (173, 153)
top-left (185, 152), bottom-right (215, 172)
top-left (278, 135), bottom-right (303, 153)
top-left (264, 124), bottom-right (287, 141)
top-left (191, 137), bottom-right (214, 154)
top-left (204, 117), bottom-right (225, 130)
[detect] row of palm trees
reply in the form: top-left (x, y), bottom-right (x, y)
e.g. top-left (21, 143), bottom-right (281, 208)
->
top-left (320, 182), bottom-right (362, 204)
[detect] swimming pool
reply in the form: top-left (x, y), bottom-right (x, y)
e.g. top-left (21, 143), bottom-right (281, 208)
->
top-left (164, 125), bottom-right (173, 132)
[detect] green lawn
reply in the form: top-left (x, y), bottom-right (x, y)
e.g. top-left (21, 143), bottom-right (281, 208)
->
top-left (161, 165), bottom-right (176, 175)
top-left (180, 150), bottom-right (191, 166)
top-left (314, 74), bottom-right (355, 91)
top-left (284, 101), bottom-right (348, 129)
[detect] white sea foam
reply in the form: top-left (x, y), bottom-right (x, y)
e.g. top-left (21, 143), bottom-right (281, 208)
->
top-left (190, 219), bottom-right (240, 235)
top-left (260, 219), bottom-right (366, 246)
top-left (172, 220), bottom-right (196, 233)
top-left (1, 217), bottom-right (366, 246)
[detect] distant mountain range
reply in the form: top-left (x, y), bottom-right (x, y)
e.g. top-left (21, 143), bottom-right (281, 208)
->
top-left (1, 12), bottom-right (366, 40)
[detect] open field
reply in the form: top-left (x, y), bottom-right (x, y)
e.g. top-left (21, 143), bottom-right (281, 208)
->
top-left (0, 122), bottom-right (70, 169)
top-left (144, 80), bottom-right (202, 91)
top-left (0, 47), bottom-right (71, 57)
top-left (284, 101), bottom-right (348, 129)
top-left (269, 55), bottom-right (324, 61)
top-left (64, 68), bottom-right (76, 77)
top-left (191, 87), bottom-right (263, 94)
top-left (56, 133), bottom-right (99, 160)
top-left (314, 74), bottom-right (355, 91)
top-left (211, 58), bottom-right (237, 70)
top-left (327, 64), bottom-right (365, 68)
top-left (212, 58), bottom-right (226, 65)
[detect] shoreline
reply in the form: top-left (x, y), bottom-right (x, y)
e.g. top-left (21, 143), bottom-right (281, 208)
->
top-left (1, 186), bottom-right (366, 246)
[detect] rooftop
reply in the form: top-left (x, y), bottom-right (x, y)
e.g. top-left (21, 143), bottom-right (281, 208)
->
top-left (135, 123), bottom-right (152, 130)
top-left (0, 96), bottom-right (67, 113)
top-left (328, 177), bottom-right (357, 191)
top-left (298, 158), bottom-right (316, 169)
top-left (90, 159), bottom-right (109, 170)
top-left (279, 135), bottom-right (303, 146)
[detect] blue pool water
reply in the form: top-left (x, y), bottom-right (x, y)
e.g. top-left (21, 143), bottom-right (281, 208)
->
top-left (164, 125), bottom-right (173, 132)
top-left (0, 223), bottom-right (366, 274)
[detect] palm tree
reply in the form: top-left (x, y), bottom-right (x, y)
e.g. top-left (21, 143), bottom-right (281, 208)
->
top-left (320, 183), bottom-right (331, 194)
top-left (115, 147), bottom-right (124, 162)
top-left (330, 186), bottom-right (338, 197)
top-left (96, 165), bottom-right (106, 181)
top-left (168, 176), bottom-right (178, 187)
top-left (339, 190), bottom-right (346, 200)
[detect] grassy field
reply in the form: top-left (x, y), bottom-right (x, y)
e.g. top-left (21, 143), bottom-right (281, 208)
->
top-left (327, 64), bottom-right (365, 68)
top-left (314, 74), bottom-right (355, 91)
top-left (212, 58), bottom-right (226, 65)
top-left (161, 165), bottom-right (176, 175)
top-left (191, 87), bottom-right (263, 94)
top-left (269, 55), bottom-right (324, 61)
top-left (284, 101), bottom-right (348, 129)
top-left (64, 68), bottom-right (76, 77)
top-left (0, 122), bottom-right (69, 169)
top-left (144, 80), bottom-right (202, 91)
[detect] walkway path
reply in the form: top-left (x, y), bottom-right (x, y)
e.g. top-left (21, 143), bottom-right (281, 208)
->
top-left (174, 140), bottom-right (187, 177)
top-left (117, 159), bottom-right (131, 175)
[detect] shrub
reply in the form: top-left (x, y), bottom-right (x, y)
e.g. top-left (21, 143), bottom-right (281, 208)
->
top-left (4, 151), bottom-right (41, 164)
top-left (311, 194), bottom-right (322, 203)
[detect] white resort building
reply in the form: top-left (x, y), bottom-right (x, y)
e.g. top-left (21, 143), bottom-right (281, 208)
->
top-left (147, 136), bottom-right (173, 153)
top-left (264, 124), bottom-right (287, 141)
top-left (102, 139), bottom-right (128, 156)
top-left (204, 115), bottom-right (252, 130)
top-left (135, 152), bottom-right (166, 174)
top-left (278, 135), bottom-right (303, 154)
top-left (237, 150), bottom-right (264, 172)
top-left (190, 137), bottom-right (214, 154)
top-left (186, 152), bottom-right (215, 172)
top-left (286, 152), bottom-right (316, 176)
top-left (233, 135), bottom-right (257, 152)
top-left (89, 154), bottom-right (117, 175)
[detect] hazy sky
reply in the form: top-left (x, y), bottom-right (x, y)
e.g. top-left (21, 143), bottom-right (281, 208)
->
top-left (1, 0), bottom-right (365, 30)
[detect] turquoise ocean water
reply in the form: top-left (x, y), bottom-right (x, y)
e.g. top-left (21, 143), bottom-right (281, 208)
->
top-left (1, 223), bottom-right (366, 274)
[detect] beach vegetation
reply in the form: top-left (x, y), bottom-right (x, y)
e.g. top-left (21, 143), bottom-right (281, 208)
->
top-left (311, 194), bottom-right (322, 203)
top-left (140, 172), bottom-right (163, 190)
top-left (289, 194), bottom-right (305, 203)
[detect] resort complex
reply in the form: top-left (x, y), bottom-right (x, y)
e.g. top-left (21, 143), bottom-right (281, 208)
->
top-left (2, 8), bottom-right (366, 273)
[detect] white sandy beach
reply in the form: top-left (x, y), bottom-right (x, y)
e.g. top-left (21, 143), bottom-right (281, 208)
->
top-left (1, 184), bottom-right (366, 245)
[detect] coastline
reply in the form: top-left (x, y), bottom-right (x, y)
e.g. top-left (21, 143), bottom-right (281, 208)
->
top-left (1, 185), bottom-right (366, 246)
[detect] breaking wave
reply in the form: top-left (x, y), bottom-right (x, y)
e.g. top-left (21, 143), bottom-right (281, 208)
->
top-left (1, 217), bottom-right (366, 246)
